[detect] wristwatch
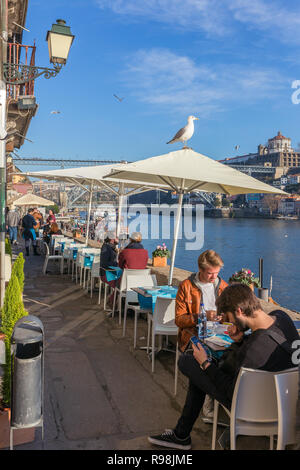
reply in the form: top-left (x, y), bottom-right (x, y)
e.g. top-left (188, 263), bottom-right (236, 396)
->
top-left (200, 359), bottom-right (211, 370)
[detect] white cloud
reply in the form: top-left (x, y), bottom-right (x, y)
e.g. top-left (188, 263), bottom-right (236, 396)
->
top-left (96, 0), bottom-right (300, 44)
top-left (121, 48), bottom-right (287, 117)
top-left (96, 0), bottom-right (230, 36)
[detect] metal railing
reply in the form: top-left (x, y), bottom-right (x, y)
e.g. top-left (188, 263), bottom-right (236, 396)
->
top-left (6, 42), bottom-right (36, 99)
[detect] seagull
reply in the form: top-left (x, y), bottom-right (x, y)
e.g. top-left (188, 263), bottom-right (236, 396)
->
top-left (166, 115), bottom-right (199, 148)
top-left (113, 94), bottom-right (124, 102)
top-left (234, 144), bottom-right (240, 152)
top-left (51, 110), bottom-right (61, 114)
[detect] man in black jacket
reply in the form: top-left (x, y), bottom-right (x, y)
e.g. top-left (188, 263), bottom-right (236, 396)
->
top-left (22, 208), bottom-right (39, 256)
top-left (148, 283), bottom-right (299, 450)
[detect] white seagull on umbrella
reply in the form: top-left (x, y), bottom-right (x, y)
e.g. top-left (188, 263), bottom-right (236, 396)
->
top-left (167, 115), bottom-right (199, 148)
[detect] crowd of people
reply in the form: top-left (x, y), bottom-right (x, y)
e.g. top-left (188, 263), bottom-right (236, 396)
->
top-left (5, 206), bottom-right (61, 256)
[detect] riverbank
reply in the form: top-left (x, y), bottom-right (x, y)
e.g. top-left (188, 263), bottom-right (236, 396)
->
top-left (205, 207), bottom-right (299, 219)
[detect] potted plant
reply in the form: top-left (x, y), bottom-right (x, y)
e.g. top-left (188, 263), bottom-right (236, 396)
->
top-left (152, 243), bottom-right (171, 267)
top-left (229, 268), bottom-right (261, 290)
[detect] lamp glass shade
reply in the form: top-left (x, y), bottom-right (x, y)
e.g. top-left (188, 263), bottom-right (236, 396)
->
top-left (46, 20), bottom-right (74, 65)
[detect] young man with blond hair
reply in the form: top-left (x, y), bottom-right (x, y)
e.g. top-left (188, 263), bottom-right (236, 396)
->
top-left (175, 249), bottom-right (228, 353)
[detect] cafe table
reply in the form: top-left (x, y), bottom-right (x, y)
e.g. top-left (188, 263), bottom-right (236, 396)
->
top-left (132, 285), bottom-right (178, 313)
top-left (131, 285), bottom-right (178, 354)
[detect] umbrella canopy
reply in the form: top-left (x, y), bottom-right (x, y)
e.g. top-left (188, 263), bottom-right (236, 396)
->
top-left (12, 193), bottom-right (55, 207)
top-left (104, 148), bottom-right (287, 195)
top-left (104, 148), bottom-right (288, 284)
top-left (24, 164), bottom-right (168, 241)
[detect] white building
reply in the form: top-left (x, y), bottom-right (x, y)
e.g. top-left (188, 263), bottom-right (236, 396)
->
top-left (267, 131), bottom-right (292, 154)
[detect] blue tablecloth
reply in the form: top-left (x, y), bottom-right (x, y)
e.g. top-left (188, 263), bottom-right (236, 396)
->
top-left (138, 285), bottom-right (178, 312)
top-left (105, 266), bottom-right (123, 282)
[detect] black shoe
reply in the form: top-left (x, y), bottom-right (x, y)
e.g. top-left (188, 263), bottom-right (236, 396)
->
top-left (148, 429), bottom-right (191, 450)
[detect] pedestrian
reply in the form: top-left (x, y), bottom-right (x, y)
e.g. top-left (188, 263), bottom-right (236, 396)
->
top-left (46, 209), bottom-right (56, 225)
top-left (22, 208), bottom-right (39, 256)
top-left (32, 207), bottom-right (43, 236)
top-left (6, 206), bottom-right (20, 245)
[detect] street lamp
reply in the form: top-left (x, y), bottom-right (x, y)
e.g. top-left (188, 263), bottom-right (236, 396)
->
top-left (3, 19), bottom-right (74, 84)
top-left (0, 19), bottom-right (74, 307)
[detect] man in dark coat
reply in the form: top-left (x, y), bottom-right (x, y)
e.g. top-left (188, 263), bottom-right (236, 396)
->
top-left (22, 208), bottom-right (39, 256)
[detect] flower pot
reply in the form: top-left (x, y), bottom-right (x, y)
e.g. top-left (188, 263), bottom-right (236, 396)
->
top-left (249, 283), bottom-right (254, 291)
top-left (152, 256), bottom-right (168, 267)
top-left (0, 408), bottom-right (35, 449)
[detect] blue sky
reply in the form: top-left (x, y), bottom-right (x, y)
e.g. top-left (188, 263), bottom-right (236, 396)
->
top-left (17, 0), bottom-right (300, 171)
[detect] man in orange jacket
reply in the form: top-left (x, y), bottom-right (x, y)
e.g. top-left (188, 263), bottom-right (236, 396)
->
top-left (175, 249), bottom-right (228, 353)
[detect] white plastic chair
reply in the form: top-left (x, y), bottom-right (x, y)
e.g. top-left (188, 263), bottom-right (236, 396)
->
top-left (122, 274), bottom-right (157, 348)
top-left (42, 242), bottom-right (64, 275)
top-left (51, 235), bottom-right (67, 255)
top-left (112, 268), bottom-right (151, 324)
top-left (211, 366), bottom-right (299, 450)
top-left (83, 254), bottom-right (100, 290)
top-left (147, 297), bottom-right (178, 373)
top-left (75, 248), bottom-right (100, 285)
top-left (274, 368), bottom-right (299, 449)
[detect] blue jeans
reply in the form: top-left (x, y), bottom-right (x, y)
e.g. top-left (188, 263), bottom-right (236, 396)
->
top-left (8, 226), bottom-right (18, 243)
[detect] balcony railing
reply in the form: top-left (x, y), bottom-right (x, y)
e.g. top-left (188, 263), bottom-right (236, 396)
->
top-left (6, 42), bottom-right (36, 100)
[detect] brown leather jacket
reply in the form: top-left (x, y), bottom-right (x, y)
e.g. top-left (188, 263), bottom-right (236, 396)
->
top-left (175, 273), bottom-right (228, 352)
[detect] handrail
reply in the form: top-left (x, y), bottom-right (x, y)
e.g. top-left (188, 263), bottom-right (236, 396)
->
top-left (6, 42), bottom-right (36, 99)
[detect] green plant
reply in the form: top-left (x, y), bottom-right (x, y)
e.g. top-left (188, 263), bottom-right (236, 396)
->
top-left (46, 204), bottom-right (59, 214)
top-left (11, 253), bottom-right (25, 293)
top-left (5, 238), bottom-right (12, 259)
top-left (229, 268), bottom-right (261, 288)
top-left (152, 243), bottom-right (171, 258)
top-left (1, 271), bottom-right (28, 406)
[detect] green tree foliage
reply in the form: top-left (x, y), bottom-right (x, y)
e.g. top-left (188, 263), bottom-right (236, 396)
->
top-left (5, 238), bottom-right (12, 259)
top-left (11, 253), bottom-right (25, 293)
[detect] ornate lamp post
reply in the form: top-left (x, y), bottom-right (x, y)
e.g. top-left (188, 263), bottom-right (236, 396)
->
top-left (0, 19), bottom-right (74, 306)
top-left (3, 19), bottom-right (74, 84)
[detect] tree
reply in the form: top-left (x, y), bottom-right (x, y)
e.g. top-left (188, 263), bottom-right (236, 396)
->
top-left (263, 195), bottom-right (281, 215)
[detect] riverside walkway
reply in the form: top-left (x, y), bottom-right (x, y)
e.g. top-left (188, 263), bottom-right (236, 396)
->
top-left (9, 243), bottom-right (300, 451)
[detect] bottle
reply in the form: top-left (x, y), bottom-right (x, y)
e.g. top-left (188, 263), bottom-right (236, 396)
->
top-left (198, 303), bottom-right (207, 338)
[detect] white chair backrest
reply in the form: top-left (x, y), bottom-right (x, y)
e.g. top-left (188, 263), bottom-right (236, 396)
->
top-left (153, 297), bottom-right (176, 328)
top-left (125, 274), bottom-right (157, 303)
top-left (231, 367), bottom-right (280, 423)
top-left (91, 261), bottom-right (100, 276)
top-left (43, 242), bottom-right (50, 256)
top-left (274, 367), bottom-right (299, 446)
top-left (119, 268), bottom-right (152, 291)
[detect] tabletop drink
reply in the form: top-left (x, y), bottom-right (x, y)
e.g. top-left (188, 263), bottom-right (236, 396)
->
top-left (198, 302), bottom-right (207, 339)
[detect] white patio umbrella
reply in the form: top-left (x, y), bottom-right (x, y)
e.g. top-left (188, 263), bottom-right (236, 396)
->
top-left (12, 193), bottom-right (55, 207)
top-left (24, 164), bottom-right (168, 243)
top-left (104, 148), bottom-right (288, 284)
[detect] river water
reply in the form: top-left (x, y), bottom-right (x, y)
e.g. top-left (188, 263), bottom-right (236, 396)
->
top-left (132, 215), bottom-right (300, 312)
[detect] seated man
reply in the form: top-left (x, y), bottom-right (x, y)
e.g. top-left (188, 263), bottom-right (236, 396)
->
top-left (148, 283), bottom-right (299, 450)
top-left (118, 231), bottom-right (148, 269)
top-left (100, 231), bottom-right (119, 278)
top-left (176, 249), bottom-right (228, 353)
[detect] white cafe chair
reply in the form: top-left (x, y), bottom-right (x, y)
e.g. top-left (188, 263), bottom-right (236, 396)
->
top-left (42, 242), bottom-right (64, 275)
top-left (122, 274), bottom-right (157, 348)
top-left (112, 268), bottom-right (151, 324)
top-left (211, 366), bottom-right (299, 450)
top-left (147, 297), bottom-right (178, 373)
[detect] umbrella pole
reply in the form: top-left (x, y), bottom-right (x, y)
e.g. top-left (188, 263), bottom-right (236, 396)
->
top-left (85, 183), bottom-right (93, 244)
top-left (116, 183), bottom-right (124, 238)
top-left (168, 191), bottom-right (184, 286)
